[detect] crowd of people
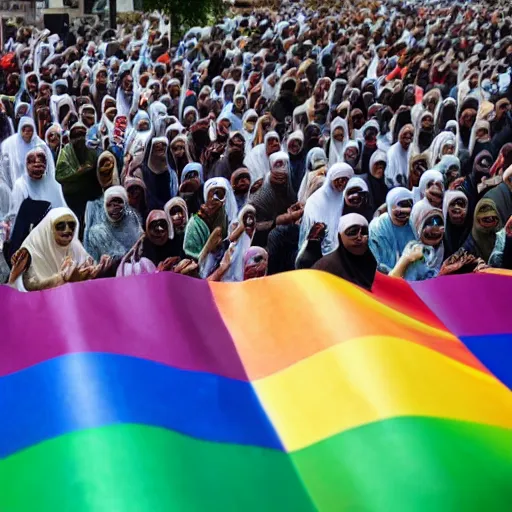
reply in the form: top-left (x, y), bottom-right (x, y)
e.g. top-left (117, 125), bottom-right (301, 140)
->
top-left (1, 0), bottom-right (512, 292)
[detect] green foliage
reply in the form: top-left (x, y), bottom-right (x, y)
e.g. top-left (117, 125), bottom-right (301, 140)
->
top-left (142, 0), bottom-right (226, 37)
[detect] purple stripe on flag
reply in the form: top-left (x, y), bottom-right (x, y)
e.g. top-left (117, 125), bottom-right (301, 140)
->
top-left (410, 273), bottom-right (512, 337)
top-left (0, 273), bottom-right (248, 380)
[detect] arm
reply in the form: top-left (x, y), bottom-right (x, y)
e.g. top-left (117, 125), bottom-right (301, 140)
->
top-left (388, 245), bottom-right (423, 278)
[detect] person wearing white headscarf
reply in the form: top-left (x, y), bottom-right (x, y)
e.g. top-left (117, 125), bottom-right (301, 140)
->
top-left (415, 169), bottom-right (445, 209)
top-left (85, 186), bottom-right (142, 262)
top-left (0, 116), bottom-right (55, 190)
top-left (9, 207), bottom-right (92, 292)
top-left (10, 147), bottom-right (66, 219)
top-left (297, 147), bottom-right (328, 204)
top-left (385, 124), bottom-right (413, 189)
top-left (299, 162), bottom-right (354, 256)
top-left (243, 130), bottom-right (281, 185)
top-left (183, 177), bottom-right (237, 260)
top-left (369, 187), bottom-right (415, 273)
top-left (328, 117), bottom-right (349, 166)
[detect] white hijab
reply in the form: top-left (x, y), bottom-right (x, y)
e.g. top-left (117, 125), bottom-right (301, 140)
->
top-left (328, 117), bottom-right (349, 167)
top-left (15, 207), bottom-right (90, 291)
top-left (10, 147), bottom-right (67, 217)
top-left (1, 117), bottom-right (55, 189)
top-left (300, 162), bottom-right (354, 255)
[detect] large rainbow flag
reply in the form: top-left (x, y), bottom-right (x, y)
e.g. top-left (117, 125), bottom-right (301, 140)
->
top-left (0, 270), bottom-right (511, 511)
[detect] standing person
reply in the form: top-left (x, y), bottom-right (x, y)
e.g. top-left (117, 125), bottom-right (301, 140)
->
top-left (56, 123), bottom-right (101, 229)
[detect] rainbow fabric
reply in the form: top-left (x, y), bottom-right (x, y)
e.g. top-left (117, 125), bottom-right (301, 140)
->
top-left (1, 270), bottom-right (511, 511)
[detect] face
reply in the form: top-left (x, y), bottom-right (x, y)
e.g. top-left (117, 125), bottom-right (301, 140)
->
top-left (47, 130), bottom-right (60, 149)
top-left (207, 186), bottom-right (226, 209)
top-left (469, 75), bottom-right (479, 89)
top-left (391, 199), bottom-right (413, 226)
top-left (420, 214), bottom-right (444, 246)
top-left (171, 141), bottom-right (185, 158)
top-left (425, 180), bottom-right (444, 208)
top-left (106, 196), bottom-right (124, 222)
top-left (421, 115), bottom-right (433, 130)
top-left (332, 176), bottom-right (349, 193)
top-left (21, 125), bottom-right (34, 143)
top-left (243, 210), bottom-right (256, 238)
top-left (333, 127), bottom-right (345, 142)
top-left (106, 108), bottom-right (117, 122)
top-left (476, 204), bottom-right (500, 230)
top-left (351, 111), bottom-right (364, 129)
top-left (127, 185), bottom-right (143, 206)
top-left (400, 129), bottom-right (413, 150)
top-left (98, 156), bottom-right (115, 187)
top-left (411, 159), bottom-right (427, 186)
top-left (233, 172), bottom-right (251, 194)
top-left (446, 165), bottom-right (460, 185)
top-left (82, 110), bottom-right (96, 128)
top-left (460, 109), bottom-right (476, 128)
top-left (476, 128), bottom-right (489, 140)
top-left (185, 112), bottom-right (196, 125)
top-left (448, 197), bottom-right (468, 225)
top-left (340, 223), bottom-right (369, 255)
top-left (53, 214), bottom-right (77, 247)
top-left (266, 137), bottom-right (280, 156)
top-left (442, 143), bottom-right (455, 155)
top-left (138, 119), bottom-right (150, 131)
top-left (245, 116), bottom-right (258, 133)
top-left (169, 205), bottom-right (185, 230)
top-left (122, 74), bottom-right (134, 92)
top-left (371, 161), bottom-right (386, 179)
top-left (234, 97), bottom-right (246, 111)
top-left (148, 218), bottom-right (169, 245)
top-left (288, 139), bottom-right (302, 155)
top-left (364, 128), bottom-right (378, 145)
top-left (345, 186), bottom-right (367, 208)
top-left (27, 152), bottom-right (46, 180)
top-left (498, 101), bottom-right (510, 119)
top-left (344, 146), bottom-right (359, 165)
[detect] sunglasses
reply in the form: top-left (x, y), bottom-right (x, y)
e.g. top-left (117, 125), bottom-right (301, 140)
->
top-left (55, 221), bottom-right (77, 232)
top-left (450, 198), bottom-right (467, 208)
top-left (397, 200), bottom-right (413, 209)
top-left (424, 216), bottom-right (444, 228)
top-left (150, 219), bottom-right (168, 230)
top-left (344, 225), bottom-right (369, 237)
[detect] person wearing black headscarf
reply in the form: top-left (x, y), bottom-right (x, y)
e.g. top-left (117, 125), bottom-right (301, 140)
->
top-left (443, 191), bottom-right (472, 258)
top-left (141, 137), bottom-right (173, 211)
top-left (459, 150), bottom-right (494, 220)
top-left (313, 213), bottom-right (377, 290)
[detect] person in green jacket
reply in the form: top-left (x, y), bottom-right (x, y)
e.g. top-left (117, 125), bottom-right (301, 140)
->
top-left (56, 123), bottom-right (101, 235)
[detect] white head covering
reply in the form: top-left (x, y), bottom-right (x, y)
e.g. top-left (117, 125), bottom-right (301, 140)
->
top-left (442, 190), bottom-right (468, 220)
top-left (10, 147), bottom-right (67, 217)
top-left (418, 169), bottom-right (444, 200)
top-left (1, 116), bottom-right (55, 189)
top-left (17, 207), bottom-right (90, 290)
top-left (203, 177), bottom-right (238, 224)
top-left (338, 213), bottom-right (368, 233)
top-left (328, 116), bottom-right (349, 166)
top-left (386, 187), bottom-right (413, 212)
top-left (300, 162), bottom-right (354, 256)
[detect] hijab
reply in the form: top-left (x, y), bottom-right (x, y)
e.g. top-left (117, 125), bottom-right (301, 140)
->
top-left (300, 162), bottom-right (354, 256)
top-left (442, 190), bottom-right (471, 258)
top-left (313, 213), bottom-right (377, 290)
top-left (16, 207), bottom-right (89, 290)
top-left (11, 147), bottom-right (67, 216)
top-left (468, 198), bottom-right (502, 262)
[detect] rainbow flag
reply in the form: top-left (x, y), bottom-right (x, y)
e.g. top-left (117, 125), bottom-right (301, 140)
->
top-left (1, 270), bottom-right (511, 511)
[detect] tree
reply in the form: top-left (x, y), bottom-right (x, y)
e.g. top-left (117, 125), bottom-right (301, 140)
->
top-left (142, 0), bottom-right (227, 41)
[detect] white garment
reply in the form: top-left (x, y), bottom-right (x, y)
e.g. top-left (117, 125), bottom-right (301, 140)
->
top-left (0, 117), bottom-right (55, 190)
top-left (328, 117), bottom-right (349, 167)
top-left (299, 162), bottom-right (354, 256)
top-left (16, 207), bottom-right (90, 291)
top-left (385, 141), bottom-right (409, 189)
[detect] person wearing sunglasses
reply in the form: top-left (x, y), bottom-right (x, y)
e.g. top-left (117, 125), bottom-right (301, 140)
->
top-left (390, 203), bottom-right (446, 281)
top-left (8, 207), bottom-right (101, 291)
top-left (442, 191), bottom-right (472, 258)
top-left (312, 213), bottom-right (377, 290)
top-left (369, 187), bottom-right (416, 274)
